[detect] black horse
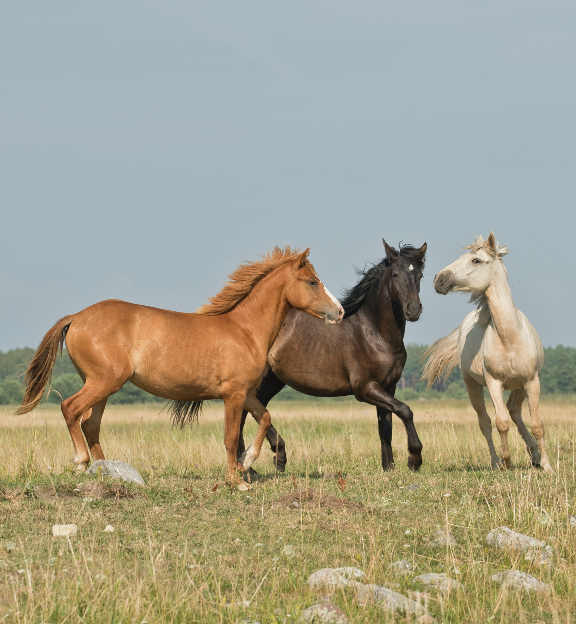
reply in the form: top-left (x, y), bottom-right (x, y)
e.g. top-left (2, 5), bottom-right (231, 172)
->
top-left (237, 240), bottom-right (427, 472)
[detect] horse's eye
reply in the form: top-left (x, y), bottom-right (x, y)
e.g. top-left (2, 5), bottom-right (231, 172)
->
top-left (393, 273), bottom-right (399, 278)
top-left (472, 258), bottom-right (481, 264)
top-left (308, 280), bottom-right (318, 287)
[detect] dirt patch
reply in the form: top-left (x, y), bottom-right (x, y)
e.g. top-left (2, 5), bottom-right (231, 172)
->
top-left (32, 482), bottom-right (135, 501)
top-left (274, 488), bottom-right (362, 512)
top-left (1, 489), bottom-right (26, 502)
top-left (76, 482), bottom-right (134, 500)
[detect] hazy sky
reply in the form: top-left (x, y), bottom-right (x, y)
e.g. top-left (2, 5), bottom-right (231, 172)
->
top-left (1, 2), bottom-right (575, 350)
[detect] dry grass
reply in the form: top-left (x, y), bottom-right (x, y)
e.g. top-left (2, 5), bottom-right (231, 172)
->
top-left (1, 396), bottom-right (576, 623)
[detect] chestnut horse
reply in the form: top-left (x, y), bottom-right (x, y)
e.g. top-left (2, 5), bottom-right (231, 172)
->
top-left (16, 247), bottom-right (343, 486)
top-left (237, 240), bottom-right (427, 472)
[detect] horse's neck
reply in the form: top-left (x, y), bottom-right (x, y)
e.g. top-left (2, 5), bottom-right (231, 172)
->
top-left (483, 263), bottom-right (521, 344)
top-left (363, 272), bottom-right (405, 347)
top-left (228, 265), bottom-right (291, 353)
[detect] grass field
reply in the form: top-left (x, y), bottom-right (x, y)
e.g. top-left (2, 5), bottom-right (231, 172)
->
top-left (1, 396), bottom-right (576, 623)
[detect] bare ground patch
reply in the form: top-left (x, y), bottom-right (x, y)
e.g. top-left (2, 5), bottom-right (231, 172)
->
top-left (273, 488), bottom-right (363, 512)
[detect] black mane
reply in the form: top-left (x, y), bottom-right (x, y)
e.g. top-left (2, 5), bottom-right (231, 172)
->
top-left (340, 245), bottom-right (424, 318)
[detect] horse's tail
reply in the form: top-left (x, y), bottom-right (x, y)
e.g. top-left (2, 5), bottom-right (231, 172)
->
top-left (15, 315), bottom-right (75, 415)
top-left (421, 327), bottom-right (460, 389)
top-left (166, 400), bottom-right (203, 428)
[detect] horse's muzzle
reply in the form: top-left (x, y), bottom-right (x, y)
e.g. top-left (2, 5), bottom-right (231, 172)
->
top-left (433, 270), bottom-right (453, 295)
top-left (404, 300), bottom-right (423, 322)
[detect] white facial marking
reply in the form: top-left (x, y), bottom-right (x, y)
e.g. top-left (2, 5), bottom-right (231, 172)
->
top-left (324, 284), bottom-right (341, 308)
top-left (409, 264), bottom-right (413, 271)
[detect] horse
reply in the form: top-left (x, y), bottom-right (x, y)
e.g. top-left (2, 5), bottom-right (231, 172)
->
top-left (16, 247), bottom-right (344, 487)
top-left (422, 232), bottom-right (551, 472)
top-left (237, 240), bottom-right (427, 472)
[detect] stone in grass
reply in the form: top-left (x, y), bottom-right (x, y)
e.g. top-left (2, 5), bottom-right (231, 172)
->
top-left (429, 529), bottom-right (457, 548)
top-left (87, 460), bottom-right (145, 486)
top-left (299, 603), bottom-right (350, 624)
top-left (491, 570), bottom-right (550, 593)
top-left (356, 584), bottom-right (429, 617)
top-left (388, 560), bottom-right (416, 576)
top-left (412, 573), bottom-right (465, 592)
top-left (307, 567), bottom-right (365, 590)
top-left (486, 527), bottom-right (554, 567)
top-left (569, 516), bottom-right (576, 528)
top-left (6, 541), bottom-right (17, 552)
top-left (52, 524), bottom-right (78, 537)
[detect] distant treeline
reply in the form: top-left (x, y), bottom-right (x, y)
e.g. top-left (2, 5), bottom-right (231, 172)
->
top-left (0, 344), bottom-right (574, 405)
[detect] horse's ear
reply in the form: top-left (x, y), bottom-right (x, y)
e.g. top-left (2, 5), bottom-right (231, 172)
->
top-left (487, 232), bottom-right (497, 251)
top-left (382, 239), bottom-right (398, 260)
top-left (297, 248), bottom-right (310, 268)
top-left (416, 242), bottom-right (427, 260)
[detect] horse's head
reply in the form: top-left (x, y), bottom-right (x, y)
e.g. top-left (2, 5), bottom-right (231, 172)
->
top-left (433, 231), bottom-right (508, 295)
top-left (383, 240), bottom-right (427, 322)
top-left (285, 249), bottom-right (344, 324)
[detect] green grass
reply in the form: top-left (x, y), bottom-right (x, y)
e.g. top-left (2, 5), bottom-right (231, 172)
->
top-left (0, 398), bottom-right (575, 623)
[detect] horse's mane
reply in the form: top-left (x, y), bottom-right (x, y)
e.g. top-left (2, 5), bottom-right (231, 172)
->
top-left (196, 246), bottom-right (304, 316)
top-left (340, 245), bottom-right (425, 318)
top-left (463, 235), bottom-right (509, 328)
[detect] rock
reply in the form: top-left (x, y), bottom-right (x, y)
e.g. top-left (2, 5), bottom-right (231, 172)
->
top-left (103, 525), bottom-right (115, 533)
top-left (87, 460), bottom-right (145, 485)
top-left (5, 541), bottom-right (17, 552)
top-left (52, 524), bottom-right (78, 537)
top-left (412, 573), bottom-right (465, 592)
top-left (486, 527), bottom-right (554, 567)
top-left (356, 584), bottom-right (427, 616)
top-left (388, 560), bottom-right (416, 576)
top-left (429, 529), bottom-right (457, 548)
top-left (417, 616), bottom-right (437, 624)
top-left (307, 567), bottom-right (365, 590)
top-left (490, 570), bottom-right (550, 593)
top-left (299, 603), bottom-right (350, 623)
top-left (569, 516), bottom-right (576, 528)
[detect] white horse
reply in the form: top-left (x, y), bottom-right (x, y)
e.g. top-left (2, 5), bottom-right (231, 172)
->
top-left (423, 232), bottom-right (551, 472)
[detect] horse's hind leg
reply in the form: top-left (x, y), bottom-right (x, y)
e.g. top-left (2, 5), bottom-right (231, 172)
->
top-left (524, 376), bottom-right (552, 472)
top-left (237, 371), bottom-right (287, 471)
top-left (62, 380), bottom-right (122, 471)
top-left (464, 373), bottom-right (500, 469)
top-left (507, 389), bottom-right (540, 466)
top-left (81, 399), bottom-right (108, 461)
top-left (238, 393), bottom-right (271, 473)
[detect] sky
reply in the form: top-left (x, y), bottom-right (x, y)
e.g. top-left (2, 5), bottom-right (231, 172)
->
top-left (0, 1), bottom-right (575, 350)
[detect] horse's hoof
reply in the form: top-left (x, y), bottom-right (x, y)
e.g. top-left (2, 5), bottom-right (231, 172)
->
top-left (74, 462), bottom-right (88, 473)
top-left (407, 455), bottom-right (422, 472)
top-left (272, 456), bottom-right (286, 472)
top-left (382, 463), bottom-right (396, 472)
top-left (237, 482), bottom-right (250, 492)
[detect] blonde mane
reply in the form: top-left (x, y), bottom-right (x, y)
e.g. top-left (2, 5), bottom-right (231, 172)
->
top-left (196, 246), bottom-right (304, 316)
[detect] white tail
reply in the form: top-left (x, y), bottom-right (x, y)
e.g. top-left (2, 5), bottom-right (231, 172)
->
top-left (421, 327), bottom-right (459, 388)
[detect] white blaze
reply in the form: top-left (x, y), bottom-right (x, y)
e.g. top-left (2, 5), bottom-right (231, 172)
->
top-left (409, 264), bottom-right (413, 271)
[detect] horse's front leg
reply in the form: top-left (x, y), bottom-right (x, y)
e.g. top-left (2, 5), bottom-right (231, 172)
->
top-left (485, 374), bottom-right (513, 469)
top-left (357, 381), bottom-right (423, 471)
top-left (238, 393), bottom-right (271, 473)
top-left (376, 406), bottom-right (395, 471)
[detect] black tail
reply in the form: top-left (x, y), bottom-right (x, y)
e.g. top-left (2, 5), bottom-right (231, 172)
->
top-left (165, 400), bottom-right (203, 428)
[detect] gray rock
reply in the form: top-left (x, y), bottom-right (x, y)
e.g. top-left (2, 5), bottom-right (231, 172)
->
top-left (307, 568), bottom-right (365, 590)
top-left (5, 541), bottom-right (17, 552)
top-left (490, 570), bottom-right (550, 593)
top-left (356, 584), bottom-right (428, 616)
top-left (87, 460), bottom-right (145, 485)
top-left (412, 573), bottom-right (465, 592)
top-left (569, 516), bottom-right (576, 528)
top-left (486, 527), bottom-right (554, 567)
top-left (388, 560), bottom-right (416, 576)
top-left (299, 603), bottom-right (350, 624)
top-left (429, 529), bottom-right (457, 548)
